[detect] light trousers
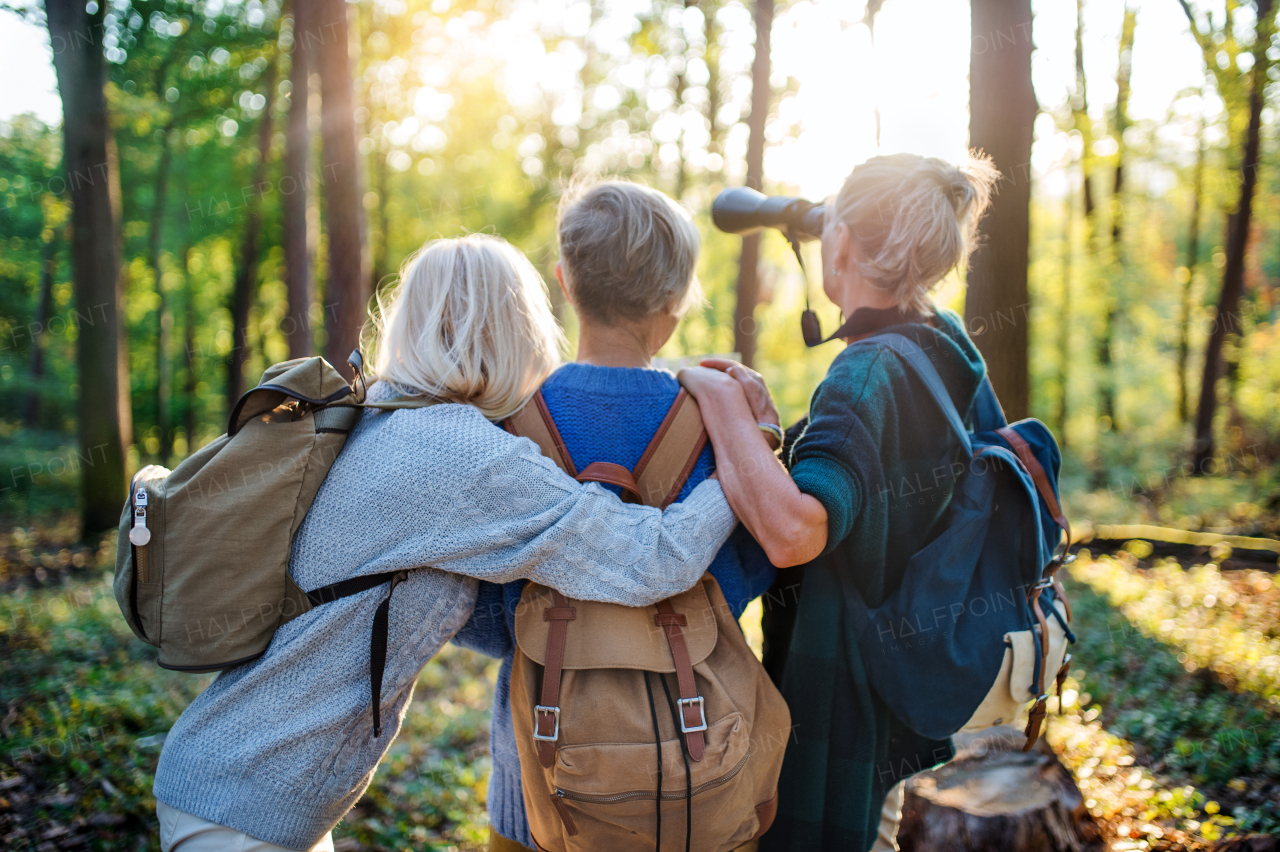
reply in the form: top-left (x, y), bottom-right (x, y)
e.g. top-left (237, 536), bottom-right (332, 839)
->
top-left (158, 802), bottom-right (335, 852)
top-left (870, 780), bottom-right (906, 852)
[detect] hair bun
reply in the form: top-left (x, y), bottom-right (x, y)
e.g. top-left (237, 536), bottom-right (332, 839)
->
top-left (944, 179), bottom-right (969, 211)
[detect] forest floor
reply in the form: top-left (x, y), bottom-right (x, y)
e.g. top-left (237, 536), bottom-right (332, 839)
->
top-left (1, 493), bottom-right (1278, 851)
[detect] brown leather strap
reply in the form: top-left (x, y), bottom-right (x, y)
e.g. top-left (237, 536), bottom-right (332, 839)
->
top-left (1023, 694), bottom-right (1048, 752)
top-left (633, 389), bottom-right (709, 509)
top-left (1055, 652), bottom-right (1072, 716)
top-left (1051, 575), bottom-right (1073, 622)
top-left (536, 589), bottom-right (575, 768)
top-left (1022, 582), bottom-right (1052, 751)
top-left (549, 793), bottom-right (579, 837)
top-left (750, 791), bottom-right (779, 841)
top-left (995, 429), bottom-right (1071, 751)
top-left (575, 462), bottom-right (643, 503)
top-left (654, 599), bottom-right (706, 761)
top-left (505, 391), bottom-right (577, 477)
top-left (997, 426), bottom-right (1070, 549)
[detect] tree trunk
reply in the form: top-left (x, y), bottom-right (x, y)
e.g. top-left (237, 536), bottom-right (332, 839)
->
top-left (1109, 7), bottom-right (1136, 249)
top-left (1178, 113), bottom-right (1206, 425)
top-left (898, 748), bottom-right (1102, 852)
top-left (1056, 187), bottom-right (1072, 444)
top-left (283, 0), bottom-right (314, 360)
top-left (25, 230), bottom-right (58, 428)
top-left (148, 125), bottom-right (175, 464)
top-left (704, 2), bottom-right (722, 175)
top-left (732, 0), bottom-right (771, 369)
top-left (1073, 0), bottom-right (1096, 234)
top-left (46, 0), bottom-right (129, 536)
top-left (227, 59), bottom-right (278, 411)
top-left (1192, 0), bottom-right (1272, 469)
top-left (371, 138), bottom-right (390, 291)
top-left (1096, 6), bottom-right (1136, 432)
top-left (317, 0), bottom-right (370, 377)
top-left (181, 245), bottom-right (199, 453)
top-left (672, 0), bottom-right (694, 201)
top-left (865, 0), bottom-right (885, 147)
top-left (966, 0), bottom-right (1036, 420)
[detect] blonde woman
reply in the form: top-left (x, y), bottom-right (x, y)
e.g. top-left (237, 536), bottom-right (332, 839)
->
top-left (680, 153), bottom-right (998, 851)
top-left (152, 235), bottom-right (739, 852)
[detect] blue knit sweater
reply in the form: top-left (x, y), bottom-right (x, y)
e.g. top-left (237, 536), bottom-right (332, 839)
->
top-left (451, 363), bottom-right (775, 846)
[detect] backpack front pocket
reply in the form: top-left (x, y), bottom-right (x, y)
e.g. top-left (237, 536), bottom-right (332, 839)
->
top-left (547, 711), bottom-right (759, 849)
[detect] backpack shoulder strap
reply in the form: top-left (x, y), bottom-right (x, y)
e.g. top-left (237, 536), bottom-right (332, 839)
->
top-left (505, 387), bottom-right (706, 507)
top-left (632, 389), bottom-right (709, 509)
top-left (971, 376), bottom-right (1008, 431)
top-left (504, 390), bottom-right (577, 476)
top-left (857, 333), bottom-right (973, 457)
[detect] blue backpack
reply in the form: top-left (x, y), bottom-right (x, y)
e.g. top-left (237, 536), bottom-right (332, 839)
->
top-left (841, 333), bottom-right (1075, 749)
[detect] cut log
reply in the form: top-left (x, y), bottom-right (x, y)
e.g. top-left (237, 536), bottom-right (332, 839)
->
top-left (898, 729), bottom-right (1102, 852)
top-left (1210, 838), bottom-right (1279, 852)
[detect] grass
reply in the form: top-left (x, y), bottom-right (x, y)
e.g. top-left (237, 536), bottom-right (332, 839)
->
top-left (1048, 550), bottom-right (1280, 847)
top-left (4, 520), bottom-right (1280, 851)
top-left (1, 572), bottom-right (213, 850)
top-left (0, 526), bottom-right (498, 851)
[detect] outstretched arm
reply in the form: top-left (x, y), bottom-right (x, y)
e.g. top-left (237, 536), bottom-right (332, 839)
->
top-left (678, 366), bottom-right (827, 568)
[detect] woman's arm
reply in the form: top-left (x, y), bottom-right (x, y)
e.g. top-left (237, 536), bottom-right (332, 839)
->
top-left (339, 405), bottom-right (738, 606)
top-left (677, 367), bottom-right (827, 568)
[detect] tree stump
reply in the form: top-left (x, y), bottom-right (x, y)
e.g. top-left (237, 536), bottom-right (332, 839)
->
top-left (897, 727), bottom-right (1102, 852)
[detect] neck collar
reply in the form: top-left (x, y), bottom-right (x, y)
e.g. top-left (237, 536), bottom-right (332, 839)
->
top-left (832, 304), bottom-right (931, 343)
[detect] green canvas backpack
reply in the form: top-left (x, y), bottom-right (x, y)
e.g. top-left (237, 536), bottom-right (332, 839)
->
top-left (114, 352), bottom-right (436, 736)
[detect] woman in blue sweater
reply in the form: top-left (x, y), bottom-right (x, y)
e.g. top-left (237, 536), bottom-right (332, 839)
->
top-left (452, 181), bottom-right (777, 852)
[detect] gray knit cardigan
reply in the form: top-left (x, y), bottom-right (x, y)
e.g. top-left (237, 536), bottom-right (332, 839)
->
top-left (152, 384), bottom-right (737, 849)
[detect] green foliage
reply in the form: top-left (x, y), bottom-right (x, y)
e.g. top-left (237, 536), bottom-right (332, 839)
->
top-left (0, 527), bottom-right (498, 851)
top-left (1057, 553), bottom-right (1280, 838)
top-left (0, 567), bottom-right (212, 849)
top-left (337, 646), bottom-right (497, 851)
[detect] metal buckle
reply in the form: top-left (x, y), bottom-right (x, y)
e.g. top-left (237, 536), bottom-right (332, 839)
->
top-left (533, 705), bottom-right (560, 741)
top-left (677, 696), bottom-right (708, 733)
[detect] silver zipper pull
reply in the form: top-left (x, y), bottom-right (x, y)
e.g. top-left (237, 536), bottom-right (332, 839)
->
top-left (129, 486), bottom-right (152, 546)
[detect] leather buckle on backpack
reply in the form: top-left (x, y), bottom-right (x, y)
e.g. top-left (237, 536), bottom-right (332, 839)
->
top-left (677, 696), bottom-right (708, 733)
top-left (533, 705), bottom-right (561, 741)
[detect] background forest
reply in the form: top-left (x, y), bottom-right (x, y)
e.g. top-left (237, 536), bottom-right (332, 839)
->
top-left (1, 0), bottom-right (1280, 849)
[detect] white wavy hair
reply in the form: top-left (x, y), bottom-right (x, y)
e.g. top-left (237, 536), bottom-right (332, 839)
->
top-left (828, 151), bottom-right (999, 313)
top-left (367, 234), bottom-right (565, 421)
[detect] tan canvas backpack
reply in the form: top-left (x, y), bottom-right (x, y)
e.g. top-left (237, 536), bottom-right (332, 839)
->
top-left (114, 352), bottom-right (435, 737)
top-left (505, 389), bottom-right (791, 852)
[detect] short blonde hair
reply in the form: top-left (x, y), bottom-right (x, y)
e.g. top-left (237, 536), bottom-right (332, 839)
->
top-left (829, 152), bottom-right (998, 314)
top-left (557, 179), bottom-right (702, 324)
top-left (368, 235), bottom-right (565, 421)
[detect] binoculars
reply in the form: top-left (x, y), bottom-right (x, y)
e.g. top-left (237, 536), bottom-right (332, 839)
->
top-left (711, 187), bottom-right (825, 242)
top-left (711, 187), bottom-right (833, 346)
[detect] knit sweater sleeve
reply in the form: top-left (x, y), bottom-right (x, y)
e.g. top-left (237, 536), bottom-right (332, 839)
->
top-left (443, 445), bottom-right (737, 605)
top-left (297, 403), bottom-right (738, 607)
top-left (789, 348), bottom-right (891, 555)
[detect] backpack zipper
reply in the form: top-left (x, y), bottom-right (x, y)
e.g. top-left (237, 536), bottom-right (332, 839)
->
top-left (554, 751), bottom-right (749, 805)
top-left (550, 791), bottom-right (580, 836)
top-left (134, 543), bottom-right (148, 585)
top-left (129, 481), bottom-right (151, 582)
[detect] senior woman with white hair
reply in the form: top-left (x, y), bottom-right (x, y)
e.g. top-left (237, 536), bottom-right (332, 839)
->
top-left (151, 234), bottom-right (740, 852)
top-left (680, 152), bottom-right (999, 851)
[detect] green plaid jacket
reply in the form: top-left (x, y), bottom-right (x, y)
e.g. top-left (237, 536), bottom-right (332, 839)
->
top-left (761, 307), bottom-right (987, 851)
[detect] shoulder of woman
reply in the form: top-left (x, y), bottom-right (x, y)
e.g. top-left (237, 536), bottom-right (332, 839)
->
top-left (362, 401), bottom-right (581, 500)
top-left (818, 340), bottom-right (910, 402)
